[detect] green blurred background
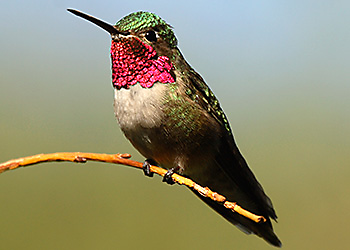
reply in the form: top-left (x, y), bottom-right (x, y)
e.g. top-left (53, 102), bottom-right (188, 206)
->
top-left (1, 1), bottom-right (349, 249)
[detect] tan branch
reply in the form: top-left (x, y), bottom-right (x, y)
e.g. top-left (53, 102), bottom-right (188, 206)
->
top-left (0, 152), bottom-right (266, 223)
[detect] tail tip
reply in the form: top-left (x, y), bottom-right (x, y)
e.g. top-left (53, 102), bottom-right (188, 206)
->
top-left (267, 235), bottom-right (282, 248)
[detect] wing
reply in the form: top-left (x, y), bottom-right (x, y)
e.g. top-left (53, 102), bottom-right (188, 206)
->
top-left (183, 67), bottom-right (281, 246)
top-left (184, 68), bottom-right (277, 217)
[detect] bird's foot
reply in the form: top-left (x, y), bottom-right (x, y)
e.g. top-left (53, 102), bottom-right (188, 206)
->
top-left (142, 159), bottom-right (157, 177)
top-left (162, 166), bottom-right (179, 185)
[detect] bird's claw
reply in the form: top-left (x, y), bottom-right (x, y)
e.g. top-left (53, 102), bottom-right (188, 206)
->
top-left (142, 159), bottom-right (155, 177)
top-left (162, 167), bottom-right (178, 185)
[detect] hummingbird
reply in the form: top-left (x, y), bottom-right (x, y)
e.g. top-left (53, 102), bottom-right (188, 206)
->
top-left (67, 9), bottom-right (281, 247)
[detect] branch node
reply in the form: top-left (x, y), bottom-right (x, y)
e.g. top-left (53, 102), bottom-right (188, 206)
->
top-left (224, 201), bottom-right (237, 210)
top-left (211, 191), bottom-right (226, 203)
top-left (120, 153), bottom-right (132, 159)
top-left (194, 184), bottom-right (208, 197)
top-left (74, 156), bottom-right (87, 163)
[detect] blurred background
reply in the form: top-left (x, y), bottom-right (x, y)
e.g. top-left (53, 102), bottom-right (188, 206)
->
top-left (1, 1), bottom-right (349, 249)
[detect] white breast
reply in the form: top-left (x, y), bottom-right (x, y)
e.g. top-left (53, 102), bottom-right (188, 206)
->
top-left (113, 83), bottom-right (168, 130)
top-left (113, 83), bottom-right (173, 161)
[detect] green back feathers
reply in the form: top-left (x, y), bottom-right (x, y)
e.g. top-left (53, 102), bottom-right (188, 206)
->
top-left (115, 11), bottom-right (177, 48)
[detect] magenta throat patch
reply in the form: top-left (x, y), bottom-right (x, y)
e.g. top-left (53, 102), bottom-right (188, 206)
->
top-left (110, 38), bottom-right (175, 89)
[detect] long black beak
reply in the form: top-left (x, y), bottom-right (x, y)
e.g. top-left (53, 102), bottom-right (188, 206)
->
top-left (67, 9), bottom-right (128, 36)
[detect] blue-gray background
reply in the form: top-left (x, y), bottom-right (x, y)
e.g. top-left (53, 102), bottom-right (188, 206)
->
top-left (1, 1), bottom-right (349, 249)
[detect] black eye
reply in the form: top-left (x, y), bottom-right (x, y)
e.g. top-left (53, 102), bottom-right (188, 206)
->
top-left (145, 30), bottom-right (157, 42)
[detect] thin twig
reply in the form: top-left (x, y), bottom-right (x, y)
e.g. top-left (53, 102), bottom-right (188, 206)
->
top-left (0, 152), bottom-right (266, 223)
